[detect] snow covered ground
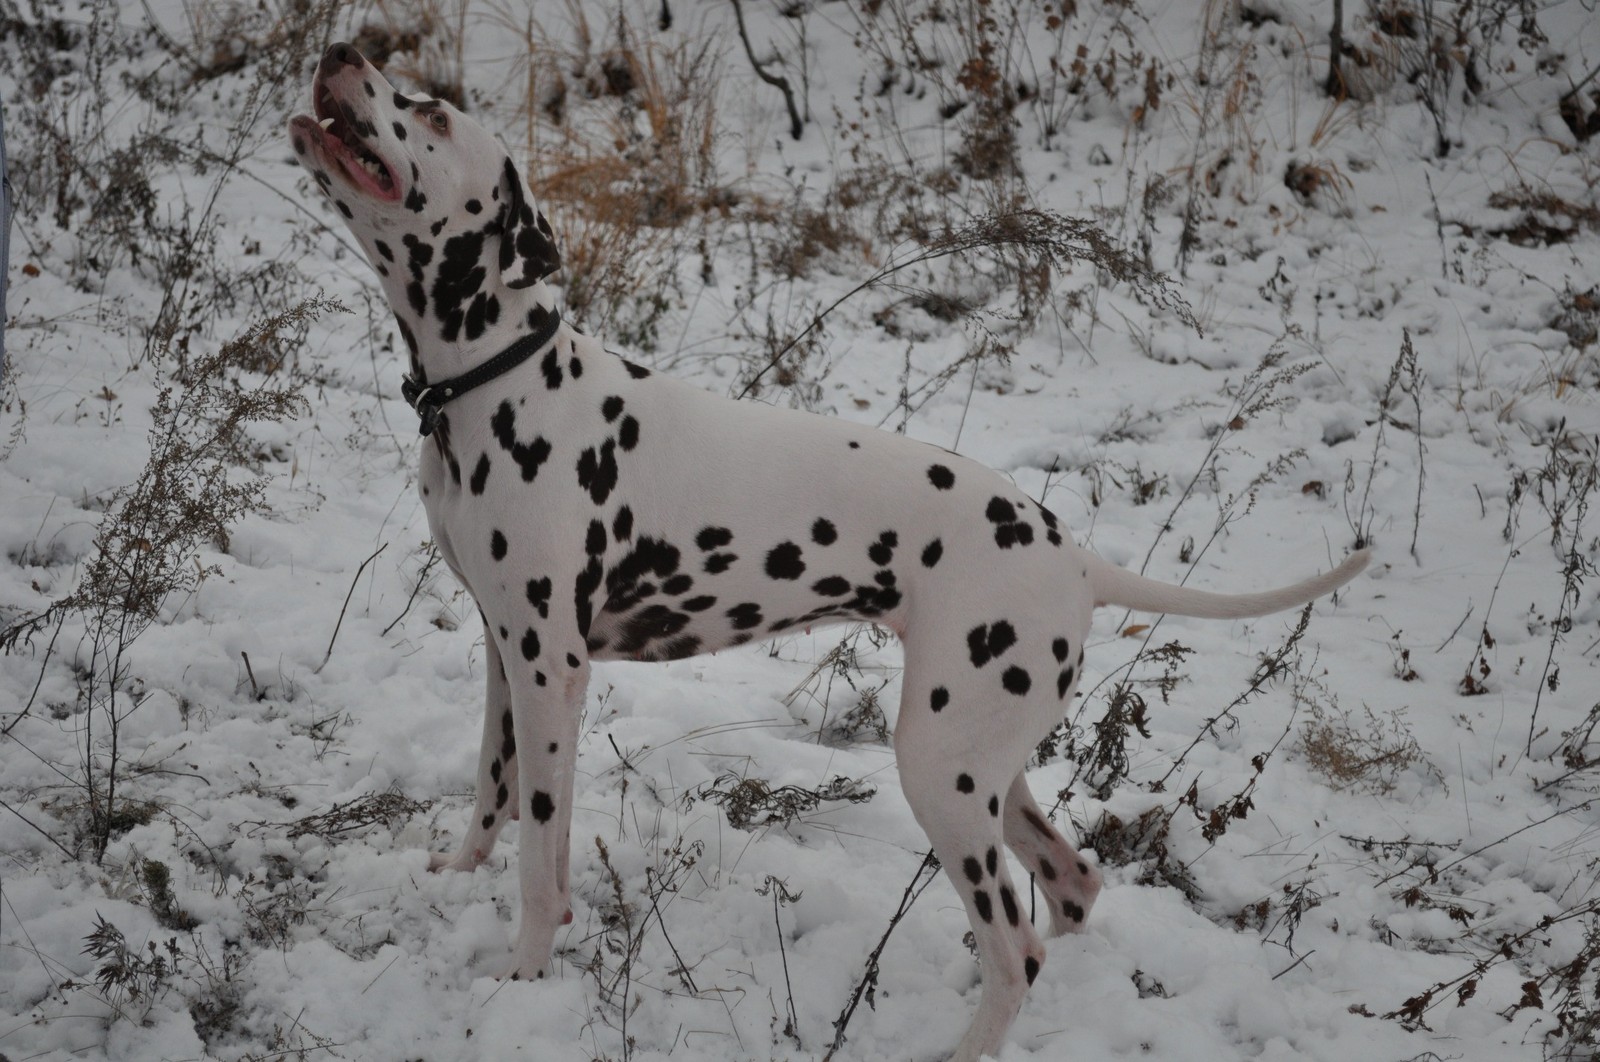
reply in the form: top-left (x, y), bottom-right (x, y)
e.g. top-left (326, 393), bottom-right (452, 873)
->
top-left (2, 1), bottom-right (1597, 1059)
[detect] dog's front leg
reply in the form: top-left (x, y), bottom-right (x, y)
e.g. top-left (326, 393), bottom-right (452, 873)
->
top-left (429, 616), bottom-right (519, 872)
top-left (499, 629), bottom-right (589, 981)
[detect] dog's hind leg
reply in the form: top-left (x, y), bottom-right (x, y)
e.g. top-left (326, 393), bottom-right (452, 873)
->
top-left (1002, 774), bottom-right (1101, 937)
top-left (894, 675), bottom-right (1048, 1062)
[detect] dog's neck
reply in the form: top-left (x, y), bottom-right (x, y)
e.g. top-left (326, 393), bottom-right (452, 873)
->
top-left (361, 229), bottom-right (562, 386)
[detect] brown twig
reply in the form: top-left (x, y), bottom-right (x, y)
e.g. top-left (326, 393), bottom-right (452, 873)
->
top-left (241, 650), bottom-right (260, 699)
top-left (380, 543), bottom-right (441, 637)
top-left (730, 0), bottom-right (803, 141)
top-left (826, 851), bottom-right (941, 1058)
top-left (318, 543), bottom-right (387, 671)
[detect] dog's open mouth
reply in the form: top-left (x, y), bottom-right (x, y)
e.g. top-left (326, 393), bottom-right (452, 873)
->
top-left (296, 83), bottom-right (399, 201)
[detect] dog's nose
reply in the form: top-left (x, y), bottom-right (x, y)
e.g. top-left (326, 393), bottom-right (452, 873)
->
top-left (320, 41), bottom-right (366, 73)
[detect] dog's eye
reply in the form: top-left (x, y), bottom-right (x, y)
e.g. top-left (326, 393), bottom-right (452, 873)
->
top-left (427, 110), bottom-right (449, 131)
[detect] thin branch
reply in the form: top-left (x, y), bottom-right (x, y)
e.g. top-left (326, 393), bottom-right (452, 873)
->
top-left (826, 851), bottom-right (941, 1058)
top-left (0, 795), bottom-right (78, 860)
top-left (730, 0), bottom-right (804, 141)
top-left (381, 543), bottom-right (442, 637)
top-left (318, 543), bottom-right (387, 671)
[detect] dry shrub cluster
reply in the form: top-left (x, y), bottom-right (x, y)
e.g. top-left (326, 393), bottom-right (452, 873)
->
top-left (686, 772), bottom-right (877, 832)
top-left (2, 298), bottom-right (339, 859)
top-left (1296, 697), bottom-right (1431, 796)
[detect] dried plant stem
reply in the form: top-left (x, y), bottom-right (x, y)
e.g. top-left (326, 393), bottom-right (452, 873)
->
top-left (736, 209), bottom-right (1193, 400)
top-left (826, 851), bottom-right (940, 1058)
top-left (318, 543), bottom-right (387, 671)
top-left (381, 543), bottom-right (442, 637)
top-left (730, 0), bottom-right (803, 140)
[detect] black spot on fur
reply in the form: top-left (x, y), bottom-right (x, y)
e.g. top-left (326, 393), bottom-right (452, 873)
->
top-left (491, 529), bottom-right (507, 560)
top-left (1039, 858), bottom-right (1057, 880)
top-left (765, 542), bottom-right (806, 580)
top-left (967, 621), bottom-right (1017, 668)
top-left (618, 416), bottom-right (639, 451)
top-left (963, 857), bottom-right (983, 885)
top-left (1002, 666), bottom-right (1032, 695)
top-left (974, 890), bottom-right (993, 923)
top-left (602, 395), bottom-right (624, 422)
top-left (469, 453), bottom-right (491, 494)
top-left (697, 527), bottom-right (733, 550)
top-left (956, 773), bottom-right (975, 794)
top-left (615, 604), bottom-right (692, 655)
top-left (986, 496), bottom-right (1035, 549)
top-left (989, 795), bottom-right (1000, 817)
top-left (574, 559), bottom-right (603, 639)
top-left (704, 553), bottom-right (737, 574)
top-left (986, 847), bottom-right (998, 877)
top-left (598, 536), bottom-right (682, 616)
top-left (527, 577), bottom-right (551, 618)
top-left (1053, 637), bottom-right (1070, 663)
top-left (491, 401), bottom-right (553, 482)
top-left (586, 519), bottom-right (608, 557)
top-left (530, 791), bottom-right (555, 823)
top-left (521, 628), bottom-right (540, 661)
top-left (812, 575), bottom-right (850, 597)
top-left (541, 349), bottom-right (563, 389)
top-left (930, 686), bottom-right (949, 712)
top-left (1063, 900), bottom-right (1084, 922)
top-left (921, 539), bottom-right (943, 568)
top-left (1000, 885), bottom-right (1019, 926)
top-left (613, 506), bottom-right (634, 542)
top-left (1025, 956), bottom-right (1040, 985)
top-left (576, 440), bottom-right (619, 505)
top-left (727, 602), bottom-right (763, 630)
top-left (1057, 667), bottom-right (1075, 699)
top-left (811, 518), bottom-right (837, 546)
top-left (868, 531), bottom-right (897, 565)
top-left (928, 464), bottom-right (955, 490)
top-left (624, 360), bottom-right (651, 379)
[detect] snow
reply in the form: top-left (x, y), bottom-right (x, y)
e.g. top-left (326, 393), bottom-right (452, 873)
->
top-left (2, 1), bottom-right (1598, 1060)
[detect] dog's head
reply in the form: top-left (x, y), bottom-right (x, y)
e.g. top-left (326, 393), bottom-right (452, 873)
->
top-left (288, 43), bottom-right (561, 344)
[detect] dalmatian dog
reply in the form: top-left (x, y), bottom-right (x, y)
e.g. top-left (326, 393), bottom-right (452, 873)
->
top-left (290, 42), bottom-right (1368, 1062)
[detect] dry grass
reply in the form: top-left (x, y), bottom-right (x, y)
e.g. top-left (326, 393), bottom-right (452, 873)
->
top-left (512, 5), bottom-right (750, 347)
top-left (1296, 688), bottom-right (1433, 796)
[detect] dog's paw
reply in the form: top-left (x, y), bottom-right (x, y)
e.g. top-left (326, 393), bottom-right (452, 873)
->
top-left (499, 955), bottom-right (552, 982)
top-left (428, 847), bottom-right (486, 873)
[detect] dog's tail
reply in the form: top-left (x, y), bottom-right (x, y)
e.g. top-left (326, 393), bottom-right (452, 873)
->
top-left (1089, 549), bottom-right (1369, 620)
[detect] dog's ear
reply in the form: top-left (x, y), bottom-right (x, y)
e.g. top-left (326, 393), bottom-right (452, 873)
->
top-left (497, 156), bottom-right (561, 288)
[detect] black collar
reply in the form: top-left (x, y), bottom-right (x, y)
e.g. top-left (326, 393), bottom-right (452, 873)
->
top-left (400, 309), bottom-right (563, 437)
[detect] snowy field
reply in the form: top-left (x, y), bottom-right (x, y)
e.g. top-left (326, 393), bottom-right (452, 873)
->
top-left (2, 1), bottom-right (1598, 1059)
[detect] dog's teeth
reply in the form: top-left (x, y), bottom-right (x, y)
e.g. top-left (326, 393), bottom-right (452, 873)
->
top-left (318, 117), bottom-right (334, 131)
